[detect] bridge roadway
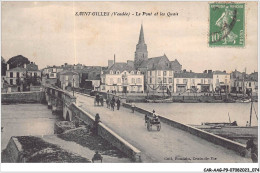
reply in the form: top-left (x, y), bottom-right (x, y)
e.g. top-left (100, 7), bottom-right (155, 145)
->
top-left (73, 92), bottom-right (251, 163)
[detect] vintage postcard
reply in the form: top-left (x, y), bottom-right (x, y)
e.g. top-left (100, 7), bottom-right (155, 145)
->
top-left (1, 1), bottom-right (259, 172)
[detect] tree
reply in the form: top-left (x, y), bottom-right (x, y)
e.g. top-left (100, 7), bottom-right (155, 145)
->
top-left (1, 57), bottom-right (7, 76)
top-left (7, 55), bottom-right (30, 69)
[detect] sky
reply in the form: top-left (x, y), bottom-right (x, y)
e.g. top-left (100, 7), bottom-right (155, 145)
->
top-left (1, 1), bottom-right (258, 73)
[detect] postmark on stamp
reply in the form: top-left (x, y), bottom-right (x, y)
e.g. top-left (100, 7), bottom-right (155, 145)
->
top-left (209, 3), bottom-right (245, 47)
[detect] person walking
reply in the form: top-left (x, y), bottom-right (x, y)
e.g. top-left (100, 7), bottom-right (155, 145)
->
top-left (106, 98), bottom-right (110, 108)
top-left (96, 94), bottom-right (100, 106)
top-left (100, 96), bottom-right (104, 107)
top-left (111, 97), bottom-right (115, 111)
top-left (116, 99), bottom-right (121, 110)
top-left (131, 102), bottom-right (135, 113)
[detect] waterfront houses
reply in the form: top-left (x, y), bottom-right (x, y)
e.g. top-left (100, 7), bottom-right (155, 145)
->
top-left (230, 70), bottom-right (258, 95)
top-left (5, 66), bottom-right (26, 92)
top-left (101, 61), bottom-right (144, 93)
top-left (173, 71), bottom-right (213, 93)
top-left (213, 71), bottom-right (231, 93)
top-left (58, 71), bottom-right (80, 90)
top-left (145, 55), bottom-right (175, 93)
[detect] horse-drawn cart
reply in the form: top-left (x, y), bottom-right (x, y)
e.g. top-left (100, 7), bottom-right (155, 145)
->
top-left (145, 115), bottom-right (161, 131)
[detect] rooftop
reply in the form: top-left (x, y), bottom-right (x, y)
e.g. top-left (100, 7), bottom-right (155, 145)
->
top-left (174, 72), bottom-right (213, 78)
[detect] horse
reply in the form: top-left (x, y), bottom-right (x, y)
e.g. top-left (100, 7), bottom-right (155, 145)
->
top-left (246, 139), bottom-right (258, 163)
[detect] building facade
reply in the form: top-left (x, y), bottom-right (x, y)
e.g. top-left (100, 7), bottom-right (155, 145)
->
top-left (173, 72), bottom-right (213, 93)
top-left (101, 62), bottom-right (144, 93)
top-left (213, 71), bottom-right (231, 93)
top-left (59, 71), bottom-right (80, 90)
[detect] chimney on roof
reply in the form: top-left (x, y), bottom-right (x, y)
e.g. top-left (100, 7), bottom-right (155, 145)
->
top-left (31, 62), bottom-right (33, 64)
top-left (7, 64), bottom-right (9, 70)
top-left (183, 69), bottom-right (186, 73)
top-left (223, 70), bottom-right (226, 73)
top-left (24, 64), bottom-right (26, 69)
top-left (114, 54), bottom-right (116, 64)
top-left (208, 70), bottom-right (212, 74)
top-left (204, 70), bottom-right (207, 73)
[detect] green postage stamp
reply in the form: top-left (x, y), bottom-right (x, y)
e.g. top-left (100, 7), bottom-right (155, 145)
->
top-left (209, 3), bottom-right (245, 47)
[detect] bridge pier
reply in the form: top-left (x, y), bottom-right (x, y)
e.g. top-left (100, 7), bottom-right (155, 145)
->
top-left (45, 86), bottom-right (76, 121)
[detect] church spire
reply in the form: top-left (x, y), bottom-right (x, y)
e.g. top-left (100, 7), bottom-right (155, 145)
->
top-left (138, 24), bottom-right (145, 44)
top-left (134, 24), bottom-right (148, 69)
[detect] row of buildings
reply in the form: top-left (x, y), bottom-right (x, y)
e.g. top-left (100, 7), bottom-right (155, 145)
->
top-left (2, 25), bottom-right (258, 96)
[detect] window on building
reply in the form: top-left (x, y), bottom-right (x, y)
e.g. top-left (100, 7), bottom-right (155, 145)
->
top-left (116, 71), bottom-right (120, 74)
top-left (150, 78), bottom-right (152, 83)
top-left (110, 78), bottom-right (113, 84)
top-left (163, 78), bottom-right (167, 83)
top-left (117, 78), bottom-right (121, 83)
top-left (137, 71), bottom-right (140, 75)
top-left (169, 78), bottom-right (172, 83)
top-left (34, 72), bottom-right (37, 77)
top-left (132, 78), bottom-right (135, 84)
top-left (10, 72), bottom-right (13, 78)
top-left (177, 79), bottom-right (179, 84)
top-left (10, 79), bottom-right (13, 85)
top-left (137, 78), bottom-right (141, 84)
top-left (65, 76), bottom-right (68, 80)
top-left (249, 82), bottom-right (251, 87)
top-left (163, 71), bottom-right (167, 76)
top-left (225, 79), bottom-right (227, 84)
top-left (201, 79), bottom-right (203, 84)
top-left (169, 71), bottom-right (173, 76)
top-left (17, 72), bottom-right (20, 78)
top-left (110, 70), bottom-right (113, 74)
top-left (192, 79), bottom-right (195, 84)
top-left (158, 71), bottom-right (161, 76)
top-left (208, 79), bottom-right (211, 84)
top-left (183, 79), bottom-right (187, 84)
top-left (216, 79), bottom-right (219, 84)
top-left (131, 71), bottom-right (134, 74)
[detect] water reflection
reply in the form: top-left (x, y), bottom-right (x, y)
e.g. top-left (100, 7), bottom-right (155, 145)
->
top-left (1, 104), bottom-right (59, 150)
top-left (136, 102), bottom-right (258, 126)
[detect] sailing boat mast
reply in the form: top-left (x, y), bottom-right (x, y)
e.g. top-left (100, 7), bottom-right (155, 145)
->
top-left (249, 95), bottom-right (253, 127)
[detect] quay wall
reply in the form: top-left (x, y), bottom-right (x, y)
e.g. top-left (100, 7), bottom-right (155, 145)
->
top-left (1, 91), bottom-right (45, 104)
top-left (122, 103), bottom-right (246, 154)
top-left (3, 137), bottom-right (25, 163)
top-left (70, 103), bottom-right (141, 162)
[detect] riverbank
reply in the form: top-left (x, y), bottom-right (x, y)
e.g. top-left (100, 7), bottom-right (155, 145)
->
top-left (73, 88), bottom-right (258, 103)
top-left (58, 127), bottom-right (129, 161)
top-left (1, 136), bottom-right (91, 163)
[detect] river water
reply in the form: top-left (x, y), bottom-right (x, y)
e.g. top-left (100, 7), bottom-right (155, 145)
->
top-left (136, 102), bottom-right (258, 126)
top-left (1, 104), bottom-right (59, 150)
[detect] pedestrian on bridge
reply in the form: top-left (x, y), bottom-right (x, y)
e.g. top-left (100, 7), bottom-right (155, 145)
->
top-left (106, 98), bottom-right (110, 108)
top-left (92, 113), bottom-right (101, 135)
top-left (100, 96), bottom-right (104, 107)
top-left (131, 102), bottom-right (135, 113)
top-left (116, 99), bottom-right (121, 110)
top-left (111, 97), bottom-right (115, 111)
top-left (96, 94), bottom-right (100, 106)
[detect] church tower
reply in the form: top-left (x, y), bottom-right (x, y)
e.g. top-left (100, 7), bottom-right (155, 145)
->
top-left (134, 24), bottom-right (148, 69)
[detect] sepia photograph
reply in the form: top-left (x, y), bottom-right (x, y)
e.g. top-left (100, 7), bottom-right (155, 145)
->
top-left (1, 1), bottom-right (259, 172)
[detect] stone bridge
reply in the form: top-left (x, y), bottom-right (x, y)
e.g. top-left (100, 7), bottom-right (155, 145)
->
top-left (45, 86), bottom-right (76, 121)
